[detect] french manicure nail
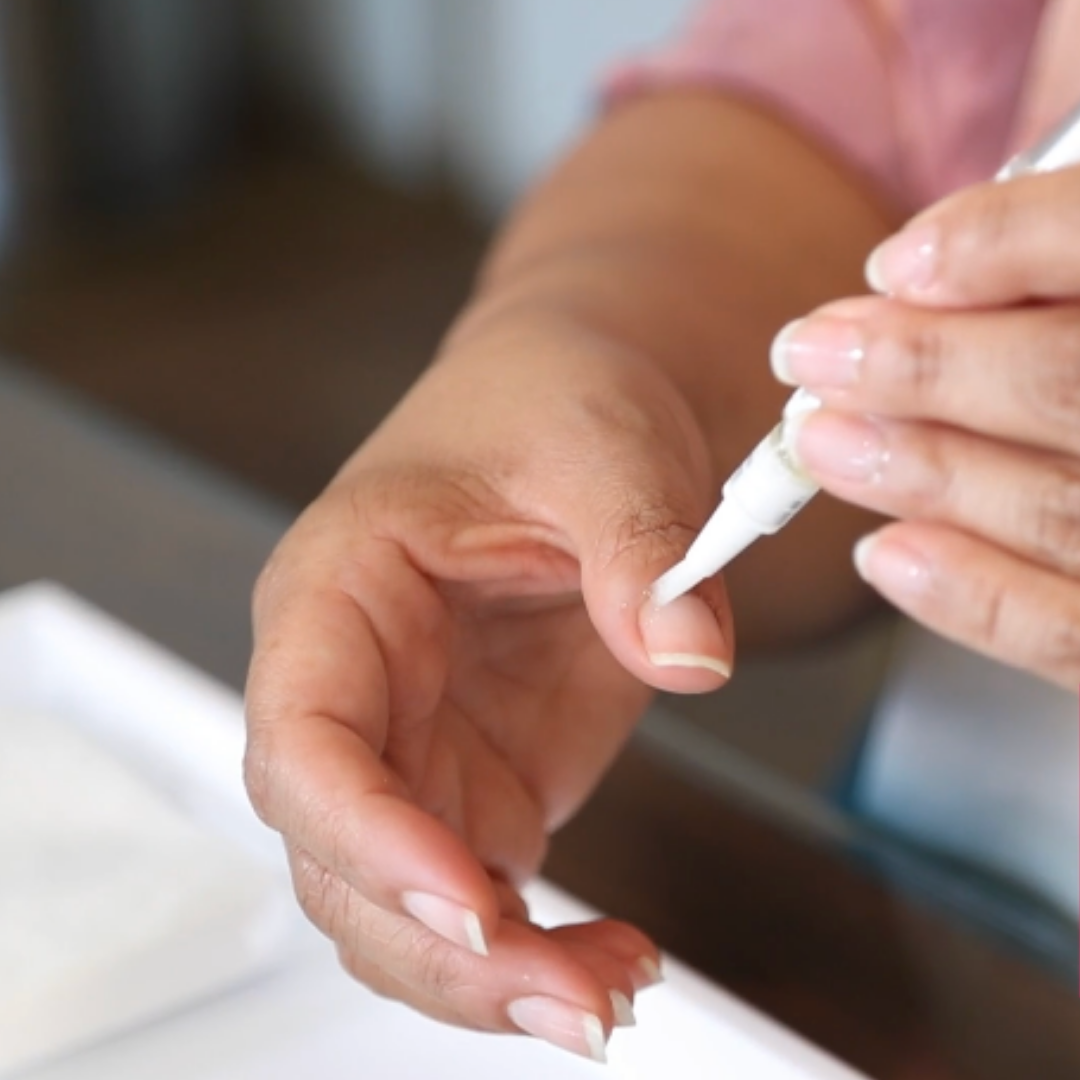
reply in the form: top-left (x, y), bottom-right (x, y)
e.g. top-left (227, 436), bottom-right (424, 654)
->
top-left (401, 892), bottom-right (489, 956)
top-left (610, 990), bottom-right (637, 1028)
top-left (639, 594), bottom-right (731, 679)
top-left (854, 534), bottom-right (931, 596)
top-left (649, 652), bottom-right (732, 676)
top-left (865, 223), bottom-right (939, 296)
top-left (508, 996), bottom-right (608, 1063)
top-left (633, 955), bottom-right (664, 989)
top-left (795, 413), bottom-right (887, 483)
top-left (770, 317), bottom-right (865, 388)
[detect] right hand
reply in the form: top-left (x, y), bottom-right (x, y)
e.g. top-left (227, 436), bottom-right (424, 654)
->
top-left (243, 313), bottom-right (734, 1061)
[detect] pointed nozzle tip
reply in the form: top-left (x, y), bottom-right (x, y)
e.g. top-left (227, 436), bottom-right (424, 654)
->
top-left (650, 559), bottom-right (706, 608)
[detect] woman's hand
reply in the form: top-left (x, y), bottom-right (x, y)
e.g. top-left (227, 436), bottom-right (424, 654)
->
top-left (772, 166), bottom-right (1080, 688)
top-left (243, 314), bottom-right (733, 1061)
top-left (241, 88), bottom-right (896, 1060)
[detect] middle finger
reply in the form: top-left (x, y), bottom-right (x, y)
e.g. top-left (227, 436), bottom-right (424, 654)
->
top-left (771, 297), bottom-right (1080, 457)
top-left (793, 410), bottom-right (1080, 580)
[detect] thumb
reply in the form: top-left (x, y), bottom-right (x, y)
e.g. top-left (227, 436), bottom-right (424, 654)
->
top-left (558, 429), bottom-right (735, 694)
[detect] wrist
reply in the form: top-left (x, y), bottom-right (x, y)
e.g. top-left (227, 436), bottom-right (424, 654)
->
top-left (364, 289), bottom-right (713, 491)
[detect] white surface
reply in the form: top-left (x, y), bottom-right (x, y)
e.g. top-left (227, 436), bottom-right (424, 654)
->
top-left (0, 709), bottom-right (288, 1078)
top-left (860, 622), bottom-right (1080, 918)
top-left (0, 582), bottom-right (871, 1080)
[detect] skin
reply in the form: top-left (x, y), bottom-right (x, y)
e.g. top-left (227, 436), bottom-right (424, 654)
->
top-left (782, 167), bottom-right (1080, 690)
top-left (243, 91), bottom-right (898, 1059)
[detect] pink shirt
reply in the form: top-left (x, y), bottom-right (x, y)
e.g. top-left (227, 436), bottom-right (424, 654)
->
top-left (608, 0), bottom-right (1080, 212)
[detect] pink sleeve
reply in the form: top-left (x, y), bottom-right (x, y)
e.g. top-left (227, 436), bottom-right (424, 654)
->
top-left (605, 0), bottom-right (1045, 213)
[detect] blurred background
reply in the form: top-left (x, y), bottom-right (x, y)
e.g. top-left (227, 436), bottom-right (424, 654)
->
top-left (0, 0), bottom-right (897, 796)
top-left (3, 9), bottom-right (1076, 1067)
top-left (0, 0), bottom-right (698, 502)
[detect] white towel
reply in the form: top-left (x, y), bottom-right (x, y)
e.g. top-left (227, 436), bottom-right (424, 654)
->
top-left (0, 709), bottom-right (288, 1077)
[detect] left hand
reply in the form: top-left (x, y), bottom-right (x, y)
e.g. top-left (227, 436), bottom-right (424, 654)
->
top-left (770, 166), bottom-right (1080, 689)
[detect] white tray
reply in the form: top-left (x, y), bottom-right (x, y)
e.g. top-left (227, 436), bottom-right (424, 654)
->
top-left (0, 583), bottom-right (871, 1080)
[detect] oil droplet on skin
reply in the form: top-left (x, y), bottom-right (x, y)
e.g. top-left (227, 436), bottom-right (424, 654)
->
top-left (638, 597), bottom-right (658, 629)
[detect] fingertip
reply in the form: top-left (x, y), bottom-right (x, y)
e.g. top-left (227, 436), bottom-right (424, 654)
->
top-left (546, 920), bottom-right (662, 1002)
top-left (638, 592), bottom-right (733, 692)
top-left (506, 996), bottom-right (610, 1063)
top-left (633, 955), bottom-right (665, 990)
top-left (582, 550), bottom-right (734, 692)
top-left (342, 793), bottom-right (502, 944)
top-left (401, 892), bottom-right (492, 956)
top-left (863, 223), bottom-right (940, 299)
top-left (610, 990), bottom-right (637, 1028)
top-left (491, 921), bottom-right (620, 1025)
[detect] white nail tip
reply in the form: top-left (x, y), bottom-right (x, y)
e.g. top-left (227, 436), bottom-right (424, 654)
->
top-left (508, 999), bottom-right (608, 1064)
top-left (401, 891), bottom-right (489, 956)
top-left (853, 534), bottom-right (878, 581)
top-left (648, 652), bottom-right (732, 678)
top-left (583, 1014), bottom-right (608, 1063)
top-left (464, 910), bottom-right (490, 957)
top-left (865, 248), bottom-right (889, 294)
top-left (610, 990), bottom-right (637, 1028)
top-left (769, 319), bottom-right (804, 385)
top-left (638, 956), bottom-right (664, 987)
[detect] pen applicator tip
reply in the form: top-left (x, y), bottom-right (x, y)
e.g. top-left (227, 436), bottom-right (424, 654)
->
top-left (650, 560), bottom-right (704, 608)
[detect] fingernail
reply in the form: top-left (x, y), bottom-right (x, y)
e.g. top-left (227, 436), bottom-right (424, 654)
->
top-left (508, 996), bottom-right (608, 1063)
top-left (640, 593), bottom-right (731, 679)
top-left (795, 412), bottom-right (888, 482)
top-left (854, 533), bottom-right (931, 596)
top-left (633, 955), bottom-right (664, 990)
top-left (401, 892), bottom-right (489, 957)
top-left (610, 990), bottom-right (637, 1028)
top-left (770, 317), bottom-right (865, 388)
top-left (865, 223), bottom-right (939, 296)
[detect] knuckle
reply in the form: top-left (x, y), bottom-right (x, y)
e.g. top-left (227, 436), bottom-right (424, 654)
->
top-left (406, 931), bottom-right (471, 999)
top-left (1030, 465), bottom-right (1080, 570)
top-left (966, 576), bottom-right (1011, 656)
top-left (893, 319), bottom-right (948, 403)
top-left (967, 185), bottom-right (1017, 256)
top-left (251, 560), bottom-right (277, 624)
top-left (894, 429), bottom-right (958, 518)
top-left (595, 493), bottom-right (697, 573)
top-left (252, 539), bottom-right (295, 627)
top-left (1023, 313), bottom-right (1080, 442)
top-left (1041, 612), bottom-right (1080, 683)
top-left (241, 739), bottom-right (279, 827)
top-left (296, 861), bottom-right (474, 1015)
top-left (291, 847), bottom-right (357, 941)
top-left (316, 803), bottom-right (361, 879)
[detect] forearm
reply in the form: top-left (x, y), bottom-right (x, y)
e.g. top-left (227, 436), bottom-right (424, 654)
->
top-left (447, 92), bottom-right (900, 647)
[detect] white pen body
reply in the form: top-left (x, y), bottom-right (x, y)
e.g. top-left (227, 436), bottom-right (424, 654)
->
top-left (680, 389), bottom-right (821, 578)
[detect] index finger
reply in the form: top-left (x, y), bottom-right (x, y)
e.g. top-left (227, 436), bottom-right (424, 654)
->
top-left (865, 167), bottom-right (1080, 307)
top-left (244, 526), bottom-right (501, 955)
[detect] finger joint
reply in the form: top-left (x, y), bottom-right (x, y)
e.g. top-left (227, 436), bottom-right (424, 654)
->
top-left (1023, 314), bottom-right (1080, 447)
top-left (1042, 613), bottom-right (1080, 685)
top-left (1030, 466), bottom-right (1080, 572)
top-left (894, 321), bottom-right (948, 406)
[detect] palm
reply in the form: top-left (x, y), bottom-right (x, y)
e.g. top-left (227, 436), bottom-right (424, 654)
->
top-left (387, 581), bottom-right (651, 885)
